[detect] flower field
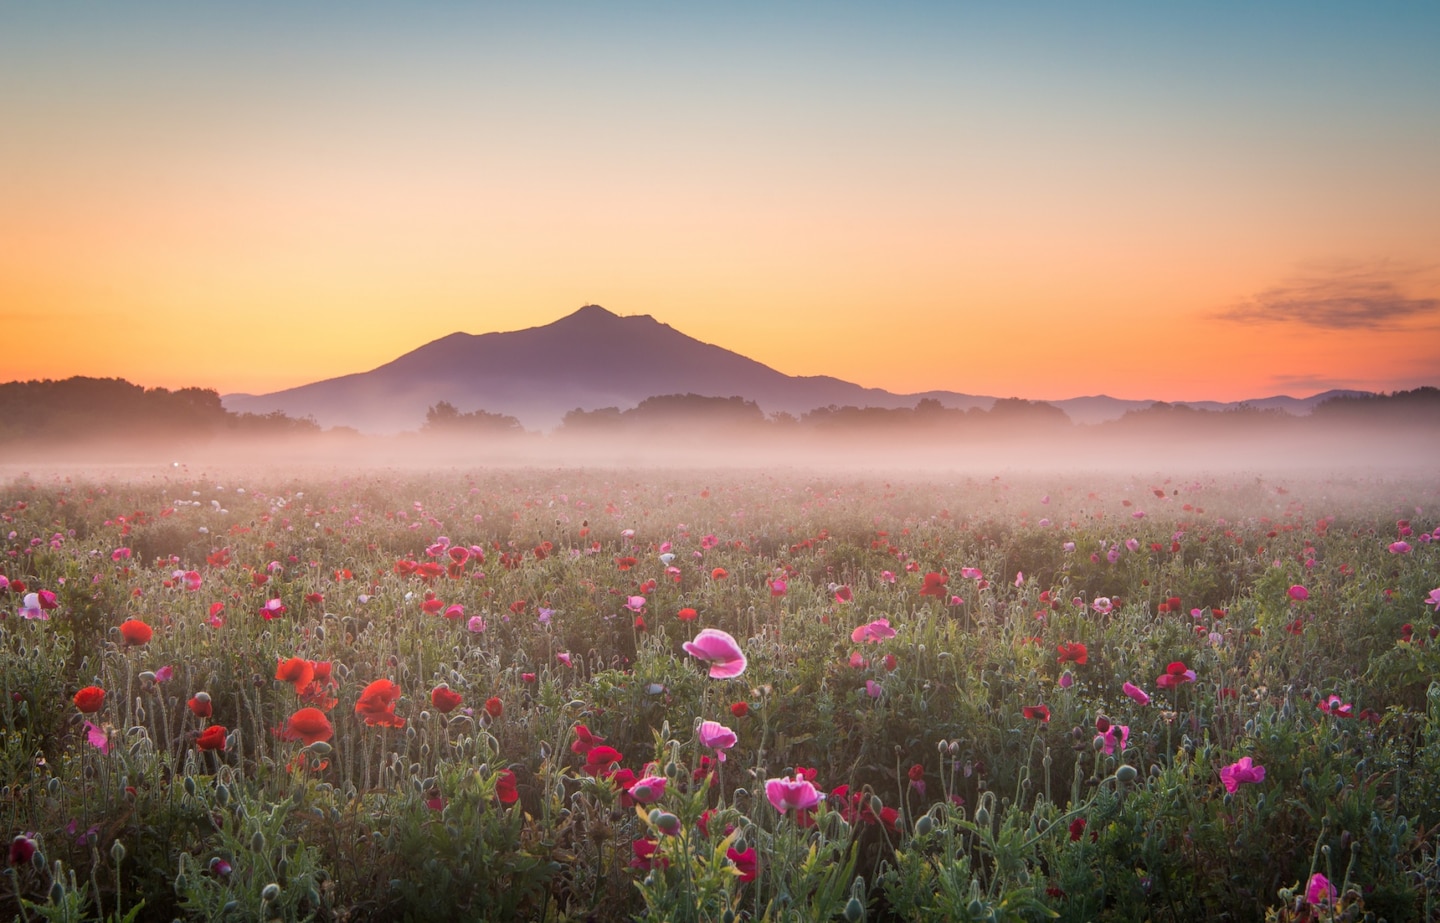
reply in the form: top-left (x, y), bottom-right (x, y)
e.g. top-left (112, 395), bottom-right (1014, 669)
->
top-left (3, 466), bottom-right (1440, 922)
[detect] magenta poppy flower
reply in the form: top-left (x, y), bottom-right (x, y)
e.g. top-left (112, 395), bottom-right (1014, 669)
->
top-left (683, 628), bottom-right (747, 679)
top-left (1288, 585), bottom-right (1309, 601)
top-left (1122, 681), bottom-right (1151, 706)
top-left (1219, 756), bottom-right (1265, 793)
top-left (766, 776), bottom-right (821, 813)
top-left (698, 720), bottom-right (738, 761)
top-left (1426, 587), bottom-right (1440, 611)
top-left (1306, 872), bottom-right (1336, 906)
top-left (1388, 541), bottom-right (1412, 554)
top-left (851, 618), bottom-right (897, 643)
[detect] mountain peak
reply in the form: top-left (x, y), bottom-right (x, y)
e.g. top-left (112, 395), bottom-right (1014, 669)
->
top-left (564, 304), bottom-right (619, 322)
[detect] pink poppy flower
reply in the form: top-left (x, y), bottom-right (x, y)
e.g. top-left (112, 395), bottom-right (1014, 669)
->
top-left (1092, 597), bottom-right (1114, 615)
top-left (1097, 723), bottom-right (1128, 755)
top-left (1388, 541), bottom-right (1412, 554)
top-left (1288, 585), bottom-right (1309, 601)
top-left (851, 618), bottom-right (897, 643)
top-left (557, 651), bottom-right (573, 667)
top-left (1426, 587), bottom-right (1440, 611)
top-left (628, 775), bottom-right (667, 804)
top-left (766, 776), bottom-right (822, 813)
top-left (769, 578), bottom-right (787, 597)
top-left (697, 720), bottom-right (737, 761)
top-left (1219, 756), bottom-right (1265, 793)
top-left (181, 570), bottom-right (202, 591)
top-left (1122, 682), bottom-right (1151, 706)
top-left (683, 629), bottom-right (747, 679)
top-left (18, 593), bottom-right (47, 620)
top-left (625, 595), bottom-right (646, 613)
top-left (84, 721), bottom-right (111, 754)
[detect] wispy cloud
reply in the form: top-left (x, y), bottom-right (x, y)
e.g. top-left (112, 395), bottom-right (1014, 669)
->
top-left (1215, 261), bottom-right (1440, 330)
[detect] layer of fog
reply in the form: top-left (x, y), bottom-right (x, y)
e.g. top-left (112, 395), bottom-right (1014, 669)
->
top-left (3, 419), bottom-right (1437, 485)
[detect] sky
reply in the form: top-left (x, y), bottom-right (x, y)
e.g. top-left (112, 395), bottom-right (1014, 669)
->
top-left (3, 1), bottom-right (1439, 404)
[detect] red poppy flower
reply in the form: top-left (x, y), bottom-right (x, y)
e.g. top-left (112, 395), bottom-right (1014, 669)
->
top-left (834, 585), bottom-right (853, 603)
top-left (1155, 661), bottom-right (1196, 689)
top-left (494, 769), bottom-right (519, 804)
top-left (275, 657), bottom-right (316, 693)
top-left (9, 834), bottom-right (37, 866)
top-left (282, 707), bottom-right (334, 744)
top-left (571, 724), bottom-right (605, 755)
top-left (711, 567), bottom-right (728, 580)
top-left (484, 696), bottom-right (503, 718)
top-left (1056, 642), bottom-right (1088, 665)
top-left (727, 846), bottom-right (758, 882)
top-left (584, 745), bottom-right (625, 775)
top-left (74, 686), bottom-right (106, 714)
top-left (630, 838), bottom-right (668, 871)
top-left (615, 556), bottom-right (638, 570)
top-left (355, 679), bottom-right (405, 728)
top-left (730, 701), bottom-right (749, 718)
top-left (1069, 817), bottom-right (1087, 841)
top-left (196, 725), bottom-right (228, 751)
top-left (119, 620), bottom-right (153, 646)
top-left (1023, 704), bottom-right (1051, 722)
top-left (919, 572), bottom-right (949, 597)
top-left (430, 686), bottom-right (463, 713)
top-left (677, 607), bottom-right (698, 621)
top-left (187, 692), bottom-right (213, 718)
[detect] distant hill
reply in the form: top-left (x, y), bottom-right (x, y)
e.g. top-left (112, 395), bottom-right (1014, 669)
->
top-left (221, 305), bottom-right (1377, 432)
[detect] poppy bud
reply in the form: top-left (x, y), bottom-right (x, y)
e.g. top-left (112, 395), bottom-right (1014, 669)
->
top-left (915, 815), bottom-right (934, 836)
top-left (110, 840), bottom-right (126, 864)
top-left (261, 883), bottom-right (281, 902)
top-left (843, 896), bottom-right (866, 922)
top-left (974, 806), bottom-right (990, 827)
top-left (1115, 765), bottom-right (1138, 783)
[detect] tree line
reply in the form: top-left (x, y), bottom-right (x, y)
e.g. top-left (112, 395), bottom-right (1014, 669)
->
top-left (0, 377), bottom-right (320, 443)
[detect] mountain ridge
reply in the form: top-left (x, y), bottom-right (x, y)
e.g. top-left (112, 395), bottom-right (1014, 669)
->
top-left (221, 305), bottom-right (1373, 433)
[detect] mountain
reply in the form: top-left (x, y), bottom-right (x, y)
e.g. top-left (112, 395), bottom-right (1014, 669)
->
top-left (222, 305), bottom-right (993, 432)
top-left (221, 305), bottom-right (1372, 432)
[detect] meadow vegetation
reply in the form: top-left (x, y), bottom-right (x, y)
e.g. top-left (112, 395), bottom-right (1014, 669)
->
top-left (2, 465), bottom-right (1438, 922)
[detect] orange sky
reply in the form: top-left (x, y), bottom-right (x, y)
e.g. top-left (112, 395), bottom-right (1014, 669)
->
top-left (3, 4), bottom-right (1438, 404)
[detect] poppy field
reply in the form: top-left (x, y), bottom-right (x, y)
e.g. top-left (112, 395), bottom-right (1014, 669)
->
top-left (3, 465), bottom-right (1440, 922)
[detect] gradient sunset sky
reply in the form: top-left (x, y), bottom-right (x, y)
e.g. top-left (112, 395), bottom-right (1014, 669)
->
top-left (4, 2), bottom-right (1438, 404)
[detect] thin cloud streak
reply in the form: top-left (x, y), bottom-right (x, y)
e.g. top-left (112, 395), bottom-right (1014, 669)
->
top-left (1215, 262), bottom-right (1440, 330)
